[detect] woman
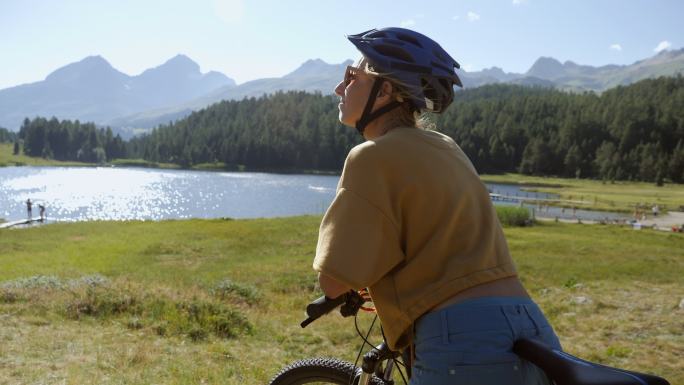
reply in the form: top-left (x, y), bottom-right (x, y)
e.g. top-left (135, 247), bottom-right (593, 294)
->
top-left (312, 27), bottom-right (562, 384)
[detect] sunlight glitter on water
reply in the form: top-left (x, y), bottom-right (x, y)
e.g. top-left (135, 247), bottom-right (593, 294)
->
top-left (3, 167), bottom-right (187, 221)
top-left (0, 167), bottom-right (340, 222)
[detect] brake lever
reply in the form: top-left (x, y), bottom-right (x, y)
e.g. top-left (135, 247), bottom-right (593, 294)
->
top-left (340, 290), bottom-right (364, 317)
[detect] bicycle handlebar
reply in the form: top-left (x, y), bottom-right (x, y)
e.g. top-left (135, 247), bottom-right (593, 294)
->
top-left (300, 290), bottom-right (365, 328)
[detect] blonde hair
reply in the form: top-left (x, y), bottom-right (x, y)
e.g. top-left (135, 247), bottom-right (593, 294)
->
top-left (356, 57), bottom-right (435, 131)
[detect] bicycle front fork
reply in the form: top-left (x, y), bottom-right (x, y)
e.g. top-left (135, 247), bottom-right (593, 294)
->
top-left (358, 342), bottom-right (399, 385)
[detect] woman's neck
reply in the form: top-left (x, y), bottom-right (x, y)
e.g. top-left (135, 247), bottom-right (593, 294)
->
top-left (362, 114), bottom-right (400, 140)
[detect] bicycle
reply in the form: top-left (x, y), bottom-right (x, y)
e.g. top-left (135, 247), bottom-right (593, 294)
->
top-left (268, 290), bottom-right (671, 385)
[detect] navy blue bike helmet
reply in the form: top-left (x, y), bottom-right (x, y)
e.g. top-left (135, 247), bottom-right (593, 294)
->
top-left (346, 27), bottom-right (463, 133)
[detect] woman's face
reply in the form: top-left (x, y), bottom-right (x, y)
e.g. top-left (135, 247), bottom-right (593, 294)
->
top-left (334, 59), bottom-right (376, 127)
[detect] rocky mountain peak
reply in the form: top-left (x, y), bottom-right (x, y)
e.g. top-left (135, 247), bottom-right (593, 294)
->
top-left (45, 55), bottom-right (123, 83)
top-left (139, 54), bottom-right (201, 78)
top-left (285, 58), bottom-right (339, 78)
top-left (526, 56), bottom-right (565, 79)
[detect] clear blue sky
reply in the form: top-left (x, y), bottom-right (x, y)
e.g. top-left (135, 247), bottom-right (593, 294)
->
top-left (1, 0), bottom-right (682, 89)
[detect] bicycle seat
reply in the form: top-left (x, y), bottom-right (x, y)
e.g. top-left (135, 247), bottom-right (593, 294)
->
top-left (513, 338), bottom-right (670, 385)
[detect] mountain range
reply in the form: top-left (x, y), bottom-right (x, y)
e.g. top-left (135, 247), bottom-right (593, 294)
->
top-left (1, 49), bottom-right (683, 137)
top-left (0, 54), bottom-right (235, 134)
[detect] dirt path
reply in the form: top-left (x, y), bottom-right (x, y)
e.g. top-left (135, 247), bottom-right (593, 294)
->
top-left (640, 211), bottom-right (684, 230)
top-left (537, 211), bottom-right (684, 232)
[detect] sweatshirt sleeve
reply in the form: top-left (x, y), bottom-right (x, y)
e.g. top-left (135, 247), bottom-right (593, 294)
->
top-left (312, 143), bottom-right (405, 289)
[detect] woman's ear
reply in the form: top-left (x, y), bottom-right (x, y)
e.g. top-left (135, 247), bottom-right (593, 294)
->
top-left (376, 80), bottom-right (394, 102)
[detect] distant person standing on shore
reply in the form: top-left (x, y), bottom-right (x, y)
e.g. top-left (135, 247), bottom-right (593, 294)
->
top-left (652, 204), bottom-right (659, 217)
top-left (26, 198), bottom-right (32, 219)
top-left (39, 204), bottom-right (46, 222)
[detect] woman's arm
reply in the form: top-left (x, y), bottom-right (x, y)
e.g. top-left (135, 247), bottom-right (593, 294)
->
top-left (318, 272), bottom-right (352, 299)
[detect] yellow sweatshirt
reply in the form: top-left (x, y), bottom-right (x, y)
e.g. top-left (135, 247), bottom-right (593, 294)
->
top-left (313, 127), bottom-right (517, 350)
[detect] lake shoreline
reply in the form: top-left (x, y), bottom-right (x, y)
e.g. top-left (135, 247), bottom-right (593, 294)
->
top-left (7, 211), bottom-right (683, 233)
top-left (2, 165), bottom-right (635, 223)
top-left (3, 158), bottom-right (683, 218)
top-left (1, 157), bottom-right (342, 177)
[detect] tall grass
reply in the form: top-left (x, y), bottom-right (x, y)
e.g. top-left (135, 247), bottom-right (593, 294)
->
top-left (495, 205), bottom-right (531, 226)
top-left (0, 275), bottom-right (253, 342)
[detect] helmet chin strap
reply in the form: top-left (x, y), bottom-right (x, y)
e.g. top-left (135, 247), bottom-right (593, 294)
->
top-left (355, 77), bottom-right (401, 136)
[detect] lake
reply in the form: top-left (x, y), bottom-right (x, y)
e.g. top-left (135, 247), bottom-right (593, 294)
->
top-left (0, 166), bottom-right (625, 223)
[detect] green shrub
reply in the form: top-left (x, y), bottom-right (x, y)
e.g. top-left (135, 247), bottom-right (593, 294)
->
top-left (0, 274), bottom-right (109, 290)
top-left (606, 345), bottom-right (632, 358)
top-left (563, 277), bottom-right (580, 288)
top-left (62, 285), bottom-right (252, 340)
top-left (65, 287), bottom-right (141, 319)
top-left (212, 279), bottom-right (261, 305)
top-left (126, 317), bottom-right (144, 330)
top-left (0, 289), bottom-right (20, 303)
top-left (0, 275), bottom-right (258, 341)
top-left (148, 297), bottom-right (252, 340)
top-left (1, 275), bottom-right (63, 289)
top-left (188, 326), bottom-right (209, 342)
top-left (495, 206), bottom-right (532, 227)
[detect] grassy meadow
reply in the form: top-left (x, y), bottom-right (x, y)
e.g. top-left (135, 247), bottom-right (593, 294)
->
top-left (481, 173), bottom-right (684, 214)
top-left (0, 143), bottom-right (89, 167)
top-left (0, 142), bottom-right (180, 170)
top-left (0, 217), bottom-right (682, 384)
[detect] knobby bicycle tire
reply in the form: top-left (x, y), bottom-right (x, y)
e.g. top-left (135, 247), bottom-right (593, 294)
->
top-left (268, 357), bottom-right (386, 385)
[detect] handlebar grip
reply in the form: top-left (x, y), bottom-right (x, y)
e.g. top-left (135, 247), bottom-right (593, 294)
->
top-left (305, 293), bottom-right (348, 319)
top-left (300, 290), bottom-right (366, 328)
top-left (300, 317), bottom-right (316, 328)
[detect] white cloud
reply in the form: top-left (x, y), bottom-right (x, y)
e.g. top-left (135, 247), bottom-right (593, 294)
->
top-left (467, 11), bottom-right (480, 22)
top-left (213, 0), bottom-right (244, 24)
top-left (653, 40), bottom-right (672, 53)
top-left (400, 19), bottom-right (416, 28)
top-left (512, 0), bottom-right (528, 5)
top-left (609, 44), bottom-right (622, 51)
top-left (452, 15), bottom-right (460, 21)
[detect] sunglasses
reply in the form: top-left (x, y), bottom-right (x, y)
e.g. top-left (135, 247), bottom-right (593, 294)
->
top-left (343, 65), bottom-right (362, 87)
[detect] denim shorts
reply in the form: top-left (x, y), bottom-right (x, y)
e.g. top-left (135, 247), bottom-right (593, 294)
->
top-left (409, 297), bottom-right (562, 385)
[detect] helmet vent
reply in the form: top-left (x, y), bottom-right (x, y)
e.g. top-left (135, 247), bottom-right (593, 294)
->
top-left (396, 32), bottom-right (423, 48)
top-left (431, 61), bottom-right (453, 73)
top-left (374, 44), bottom-right (414, 63)
top-left (391, 62), bottom-right (431, 74)
top-left (421, 78), bottom-right (438, 111)
top-left (433, 49), bottom-right (447, 63)
top-left (386, 39), bottom-right (407, 47)
top-left (369, 31), bottom-right (388, 38)
top-left (438, 78), bottom-right (451, 91)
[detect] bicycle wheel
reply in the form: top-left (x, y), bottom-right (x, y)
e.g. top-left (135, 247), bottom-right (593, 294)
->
top-left (268, 357), bottom-right (385, 385)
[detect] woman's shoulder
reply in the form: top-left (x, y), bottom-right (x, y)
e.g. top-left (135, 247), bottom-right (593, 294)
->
top-left (346, 127), bottom-right (460, 166)
top-left (347, 140), bottom-right (379, 162)
top-left (377, 127), bottom-right (458, 152)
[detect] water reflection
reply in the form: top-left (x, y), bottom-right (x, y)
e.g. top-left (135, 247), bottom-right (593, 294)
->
top-left (0, 167), bottom-right (626, 223)
top-left (0, 167), bottom-right (339, 222)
